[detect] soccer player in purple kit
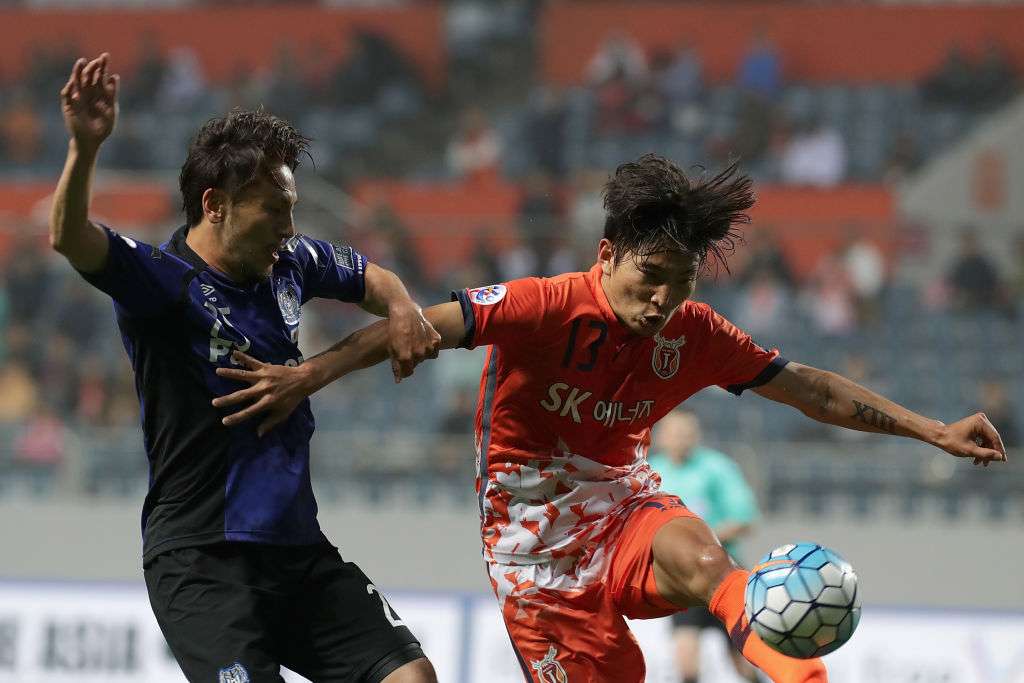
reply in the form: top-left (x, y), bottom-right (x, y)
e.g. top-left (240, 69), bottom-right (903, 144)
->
top-left (49, 53), bottom-right (441, 683)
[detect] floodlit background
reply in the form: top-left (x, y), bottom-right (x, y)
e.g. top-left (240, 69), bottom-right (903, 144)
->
top-left (0, 1), bottom-right (1022, 681)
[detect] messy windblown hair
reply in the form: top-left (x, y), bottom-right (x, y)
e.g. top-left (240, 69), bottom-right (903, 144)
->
top-left (179, 109), bottom-right (312, 227)
top-left (602, 154), bottom-right (755, 271)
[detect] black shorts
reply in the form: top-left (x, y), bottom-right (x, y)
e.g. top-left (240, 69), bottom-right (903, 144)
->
top-left (144, 542), bottom-right (424, 683)
top-left (671, 606), bottom-right (728, 635)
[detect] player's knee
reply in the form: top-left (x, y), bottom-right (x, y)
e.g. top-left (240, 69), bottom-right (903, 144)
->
top-left (658, 538), bottom-right (735, 605)
top-left (801, 658), bottom-right (828, 683)
top-left (687, 542), bottom-right (735, 601)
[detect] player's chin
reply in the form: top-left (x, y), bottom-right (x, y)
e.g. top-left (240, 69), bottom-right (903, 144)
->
top-left (633, 317), bottom-right (666, 337)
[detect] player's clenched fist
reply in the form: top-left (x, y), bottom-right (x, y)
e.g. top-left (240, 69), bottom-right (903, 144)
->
top-left (387, 303), bottom-right (442, 382)
top-left (60, 53), bottom-right (119, 153)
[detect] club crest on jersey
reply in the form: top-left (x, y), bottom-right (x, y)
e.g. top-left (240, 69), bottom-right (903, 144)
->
top-left (531, 646), bottom-right (569, 683)
top-left (652, 333), bottom-right (686, 380)
top-left (468, 284), bottom-right (507, 305)
top-left (275, 278), bottom-right (301, 326)
top-left (218, 662), bottom-right (249, 683)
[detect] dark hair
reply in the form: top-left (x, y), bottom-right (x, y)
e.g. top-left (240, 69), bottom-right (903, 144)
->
top-left (179, 109), bottom-right (311, 227)
top-left (602, 154), bottom-right (755, 271)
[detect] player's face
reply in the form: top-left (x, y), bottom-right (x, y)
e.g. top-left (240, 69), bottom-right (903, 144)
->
top-left (223, 163), bottom-right (297, 282)
top-left (598, 239), bottom-right (699, 337)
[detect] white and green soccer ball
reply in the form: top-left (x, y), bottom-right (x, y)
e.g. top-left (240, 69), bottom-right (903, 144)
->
top-left (744, 542), bottom-right (861, 659)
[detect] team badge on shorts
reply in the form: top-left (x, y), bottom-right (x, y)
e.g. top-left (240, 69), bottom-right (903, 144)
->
top-left (468, 284), bottom-right (507, 305)
top-left (652, 333), bottom-right (686, 380)
top-left (217, 662), bottom-right (249, 683)
top-left (531, 645), bottom-right (569, 683)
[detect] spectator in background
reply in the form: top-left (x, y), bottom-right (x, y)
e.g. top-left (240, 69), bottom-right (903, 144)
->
top-left (883, 131), bottom-right (921, 184)
top-left (975, 38), bottom-right (1018, 110)
top-left (158, 47), bottom-right (207, 112)
top-left (804, 254), bottom-right (856, 336)
top-left (922, 45), bottom-right (974, 108)
top-left (121, 36), bottom-right (166, 109)
top-left (328, 30), bottom-right (421, 108)
top-left (737, 28), bottom-right (782, 100)
top-left (1010, 231), bottom-right (1024, 316)
top-left (841, 233), bottom-right (886, 326)
top-left (946, 228), bottom-right (1002, 312)
top-left (653, 40), bottom-right (705, 137)
top-left (525, 87), bottom-right (568, 178)
top-left (55, 282), bottom-right (103, 351)
top-left (736, 228), bottom-right (795, 289)
top-left (648, 411), bottom-right (759, 683)
top-left (569, 168), bottom-right (608, 263)
top-left (447, 107), bottom-right (502, 183)
top-left (4, 236), bottom-right (50, 327)
top-left (779, 117), bottom-right (847, 187)
top-left (265, 44), bottom-right (307, 123)
top-left (0, 361), bottom-right (38, 423)
top-left (12, 402), bottom-right (67, 478)
top-left (978, 379), bottom-right (1019, 448)
top-left (736, 268), bottom-right (790, 339)
top-left (0, 90), bottom-right (43, 166)
top-left (519, 172), bottom-right (559, 273)
top-left (586, 33), bottom-right (648, 87)
top-left (368, 202), bottom-right (429, 297)
top-left (657, 39), bottom-right (703, 108)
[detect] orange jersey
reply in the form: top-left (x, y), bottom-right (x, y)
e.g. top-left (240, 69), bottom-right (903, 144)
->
top-left (452, 264), bottom-right (785, 599)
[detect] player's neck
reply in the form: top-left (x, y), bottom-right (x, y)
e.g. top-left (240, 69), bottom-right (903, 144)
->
top-left (186, 221), bottom-right (245, 282)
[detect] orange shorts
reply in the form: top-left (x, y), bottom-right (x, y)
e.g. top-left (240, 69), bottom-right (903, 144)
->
top-left (499, 494), bottom-right (698, 683)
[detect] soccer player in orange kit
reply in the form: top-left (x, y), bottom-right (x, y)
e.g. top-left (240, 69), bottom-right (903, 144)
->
top-left (212, 155), bottom-right (1006, 682)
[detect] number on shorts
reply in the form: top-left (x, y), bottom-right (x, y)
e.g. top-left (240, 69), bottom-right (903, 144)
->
top-left (367, 584), bottom-right (406, 628)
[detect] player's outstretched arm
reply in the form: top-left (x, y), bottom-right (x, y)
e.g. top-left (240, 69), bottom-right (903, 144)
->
top-left (212, 301), bottom-right (466, 435)
top-left (361, 262), bottom-right (442, 379)
top-left (49, 53), bottom-right (120, 273)
top-left (753, 361), bottom-right (1007, 466)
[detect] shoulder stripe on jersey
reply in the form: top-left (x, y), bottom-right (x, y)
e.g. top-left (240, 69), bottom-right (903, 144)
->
top-left (477, 347), bottom-right (500, 518)
top-left (450, 289), bottom-right (476, 349)
top-left (299, 236), bottom-right (319, 264)
top-left (726, 356), bottom-right (789, 396)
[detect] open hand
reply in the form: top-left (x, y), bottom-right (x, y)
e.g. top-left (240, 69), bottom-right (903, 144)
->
top-left (60, 53), bottom-right (119, 153)
top-left (212, 351), bottom-right (311, 437)
top-left (387, 303), bottom-right (441, 383)
top-left (935, 412), bottom-right (1007, 467)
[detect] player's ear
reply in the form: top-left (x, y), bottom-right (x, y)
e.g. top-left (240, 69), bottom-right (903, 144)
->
top-left (598, 238), bottom-right (615, 276)
top-left (202, 188), bottom-right (228, 224)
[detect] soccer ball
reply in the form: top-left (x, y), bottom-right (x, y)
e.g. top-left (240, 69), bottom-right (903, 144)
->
top-left (744, 542), bottom-right (861, 659)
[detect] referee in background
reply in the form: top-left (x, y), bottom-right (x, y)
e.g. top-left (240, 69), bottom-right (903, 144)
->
top-left (49, 53), bottom-right (440, 683)
top-left (649, 410), bottom-right (761, 683)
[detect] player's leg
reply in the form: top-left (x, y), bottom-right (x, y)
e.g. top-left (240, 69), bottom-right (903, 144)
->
top-left (500, 586), bottom-right (647, 683)
top-left (280, 546), bottom-right (435, 683)
top-left (651, 517), bottom-right (827, 683)
top-left (144, 545), bottom-right (288, 683)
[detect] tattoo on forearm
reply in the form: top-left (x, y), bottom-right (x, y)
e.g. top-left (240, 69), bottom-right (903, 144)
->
top-left (851, 400), bottom-right (897, 434)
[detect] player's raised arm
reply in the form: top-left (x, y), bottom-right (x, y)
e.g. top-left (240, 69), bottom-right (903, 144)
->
top-left (212, 301), bottom-right (466, 435)
top-left (752, 361), bottom-right (1007, 465)
top-left (49, 53), bottom-right (119, 273)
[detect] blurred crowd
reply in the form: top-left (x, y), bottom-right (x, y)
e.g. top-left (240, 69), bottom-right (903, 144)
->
top-left (0, 5), bottom-right (1022, 507)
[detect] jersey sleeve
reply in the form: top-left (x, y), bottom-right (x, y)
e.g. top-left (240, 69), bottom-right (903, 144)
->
top-left (696, 306), bottom-right (787, 395)
top-left (76, 224), bottom-right (183, 318)
top-left (710, 456), bottom-right (759, 526)
top-left (449, 278), bottom-right (547, 349)
top-left (292, 235), bottom-right (368, 304)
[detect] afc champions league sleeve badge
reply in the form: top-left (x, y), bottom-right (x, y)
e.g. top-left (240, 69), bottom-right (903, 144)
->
top-left (531, 645), bottom-right (570, 683)
top-left (652, 333), bottom-right (686, 380)
top-left (468, 284), bottom-right (507, 305)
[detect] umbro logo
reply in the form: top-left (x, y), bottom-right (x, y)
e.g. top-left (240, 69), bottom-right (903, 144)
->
top-left (201, 284), bottom-right (216, 297)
